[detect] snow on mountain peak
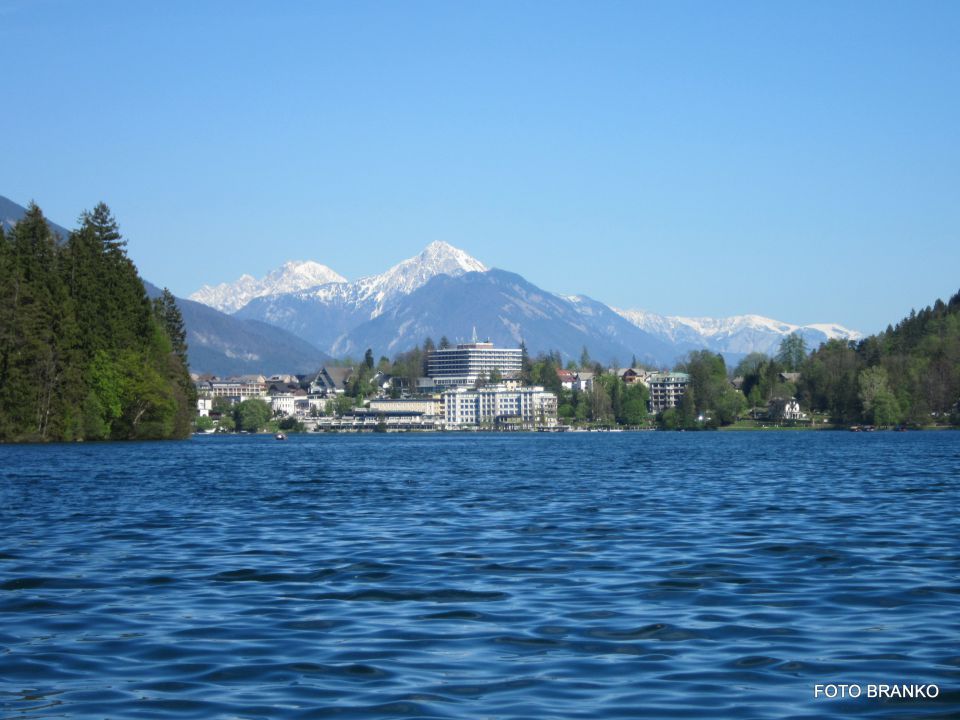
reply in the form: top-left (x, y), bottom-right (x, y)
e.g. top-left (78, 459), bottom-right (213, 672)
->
top-left (416, 241), bottom-right (488, 274)
top-left (350, 242), bottom-right (487, 318)
top-left (615, 307), bottom-right (862, 356)
top-left (190, 260), bottom-right (346, 313)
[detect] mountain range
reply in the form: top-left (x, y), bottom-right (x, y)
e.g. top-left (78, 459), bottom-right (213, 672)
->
top-left (2, 193), bottom-right (861, 373)
top-left (196, 241), bottom-right (861, 367)
top-left (191, 261), bottom-right (346, 314)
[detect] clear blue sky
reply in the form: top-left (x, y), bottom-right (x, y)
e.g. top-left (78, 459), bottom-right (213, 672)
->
top-left (2, 1), bottom-right (958, 332)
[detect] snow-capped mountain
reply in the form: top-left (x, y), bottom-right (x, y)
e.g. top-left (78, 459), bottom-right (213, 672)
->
top-left (190, 260), bottom-right (346, 313)
top-left (190, 239), bottom-right (859, 363)
top-left (328, 239), bottom-right (487, 319)
top-left (234, 241), bottom-right (488, 350)
top-left (330, 270), bottom-right (678, 363)
top-left (615, 308), bottom-right (862, 357)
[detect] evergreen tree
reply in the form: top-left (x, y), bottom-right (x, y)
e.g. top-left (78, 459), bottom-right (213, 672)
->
top-left (0, 204), bottom-right (76, 440)
top-left (0, 201), bottom-right (196, 442)
top-left (776, 333), bottom-right (808, 371)
top-left (580, 345), bottom-right (591, 369)
top-left (153, 288), bottom-right (188, 366)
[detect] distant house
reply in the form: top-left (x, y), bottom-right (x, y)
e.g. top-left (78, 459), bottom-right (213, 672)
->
top-left (556, 369), bottom-right (577, 390)
top-left (267, 374), bottom-right (299, 385)
top-left (574, 371), bottom-right (595, 393)
top-left (370, 370), bottom-right (393, 395)
top-left (268, 386), bottom-right (307, 416)
top-left (309, 366), bottom-right (354, 396)
top-left (768, 396), bottom-right (806, 421)
top-left (779, 372), bottom-right (802, 385)
top-left (266, 380), bottom-right (300, 395)
top-left (621, 368), bottom-right (651, 385)
top-left (196, 395), bottom-right (213, 417)
top-left (731, 376), bottom-right (745, 391)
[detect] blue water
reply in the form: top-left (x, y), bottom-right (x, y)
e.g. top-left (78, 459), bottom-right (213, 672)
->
top-left (1, 432), bottom-right (958, 719)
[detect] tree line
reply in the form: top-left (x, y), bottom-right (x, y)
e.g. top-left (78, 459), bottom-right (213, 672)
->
top-left (0, 203), bottom-right (195, 441)
top-left (798, 290), bottom-right (960, 426)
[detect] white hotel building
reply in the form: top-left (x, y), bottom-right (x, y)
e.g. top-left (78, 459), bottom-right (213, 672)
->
top-left (426, 342), bottom-right (523, 388)
top-left (443, 384), bottom-right (558, 429)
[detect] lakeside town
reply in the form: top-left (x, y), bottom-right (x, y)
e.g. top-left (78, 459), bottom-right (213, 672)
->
top-left (193, 338), bottom-right (816, 434)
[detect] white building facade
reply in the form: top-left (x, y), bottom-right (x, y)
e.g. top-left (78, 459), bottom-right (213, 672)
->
top-left (269, 392), bottom-right (296, 416)
top-left (426, 342), bottom-right (523, 388)
top-left (647, 372), bottom-right (691, 413)
top-left (443, 384), bottom-right (557, 429)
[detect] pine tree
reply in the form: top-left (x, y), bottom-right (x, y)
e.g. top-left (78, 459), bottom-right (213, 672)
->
top-left (0, 201), bottom-right (197, 442)
top-left (0, 204), bottom-right (74, 440)
top-left (153, 288), bottom-right (188, 366)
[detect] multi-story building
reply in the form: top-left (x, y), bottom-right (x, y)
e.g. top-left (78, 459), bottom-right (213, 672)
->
top-left (443, 384), bottom-right (557, 429)
top-left (202, 376), bottom-right (267, 401)
top-left (426, 342), bottom-right (523, 388)
top-left (308, 367), bottom-right (353, 396)
top-left (647, 372), bottom-right (690, 413)
top-left (368, 397), bottom-right (442, 418)
top-left (268, 388), bottom-right (308, 416)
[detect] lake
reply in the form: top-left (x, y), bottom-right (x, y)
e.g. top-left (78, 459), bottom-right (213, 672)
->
top-left (1, 432), bottom-right (958, 718)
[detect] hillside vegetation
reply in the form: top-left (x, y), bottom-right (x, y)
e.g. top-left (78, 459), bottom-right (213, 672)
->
top-left (0, 203), bottom-right (195, 441)
top-left (798, 290), bottom-right (960, 426)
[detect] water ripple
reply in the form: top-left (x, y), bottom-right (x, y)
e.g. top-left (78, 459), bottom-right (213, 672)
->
top-left (1, 432), bottom-right (958, 718)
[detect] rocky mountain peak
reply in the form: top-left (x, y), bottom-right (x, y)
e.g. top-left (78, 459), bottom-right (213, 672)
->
top-left (190, 260), bottom-right (346, 313)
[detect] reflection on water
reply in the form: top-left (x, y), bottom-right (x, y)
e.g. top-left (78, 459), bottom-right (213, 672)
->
top-left (1, 432), bottom-right (958, 718)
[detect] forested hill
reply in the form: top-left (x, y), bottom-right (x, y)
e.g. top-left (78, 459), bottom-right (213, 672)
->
top-left (0, 202), bottom-right (195, 442)
top-left (799, 289), bottom-right (960, 425)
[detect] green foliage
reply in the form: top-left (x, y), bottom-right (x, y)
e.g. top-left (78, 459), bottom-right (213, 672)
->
top-left (212, 396), bottom-right (234, 413)
top-left (519, 340), bottom-right (532, 384)
top-left (733, 352), bottom-right (769, 379)
top-left (675, 350), bottom-right (745, 426)
top-left (858, 366), bottom-right (900, 426)
top-left (776, 333), bottom-right (808, 371)
top-left (278, 416), bottom-right (305, 432)
top-left (580, 346), bottom-right (591, 369)
top-left (234, 398), bottom-right (272, 432)
top-left (529, 352), bottom-right (563, 393)
top-left (738, 355), bottom-right (793, 409)
top-left (0, 202), bottom-right (194, 442)
top-left (799, 289), bottom-right (960, 425)
top-left (195, 415), bottom-right (215, 432)
top-left (334, 394), bottom-right (356, 416)
top-left (620, 382), bottom-right (649, 425)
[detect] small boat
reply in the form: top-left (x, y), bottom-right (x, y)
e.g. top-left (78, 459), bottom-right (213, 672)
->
top-left (275, 432), bottom-right (287, 441)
